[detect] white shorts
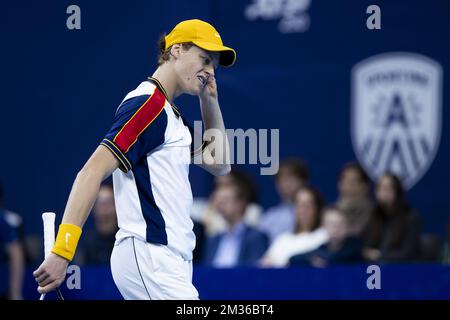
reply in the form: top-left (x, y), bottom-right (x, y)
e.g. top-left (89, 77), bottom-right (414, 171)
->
top-left (110, 236), bottom-right (199, 300)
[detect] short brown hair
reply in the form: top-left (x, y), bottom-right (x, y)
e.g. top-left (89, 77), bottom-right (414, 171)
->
top-left (276, 157), bottom-right (309, 183)
top-left (339, 162), bottom-right (370, 185)
top-left (157, 34), bottom-right (194, 65)
top-left (229, 168), bottom-right (258, 204)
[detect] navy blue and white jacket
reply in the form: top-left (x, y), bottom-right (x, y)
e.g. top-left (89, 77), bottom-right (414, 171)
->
top-left (101, 77), bottom-right (201, 261)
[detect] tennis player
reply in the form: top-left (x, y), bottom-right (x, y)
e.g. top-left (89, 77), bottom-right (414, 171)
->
top-left (33, 19), bottom-right (235, 299)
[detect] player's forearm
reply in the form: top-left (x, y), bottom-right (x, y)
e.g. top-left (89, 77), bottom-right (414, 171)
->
top-left (61, 166), bottom-right (105, 227)
top-left (49, 146), bottom-right (119, 262)
top-left (199, 97), bottom-right (231, 168)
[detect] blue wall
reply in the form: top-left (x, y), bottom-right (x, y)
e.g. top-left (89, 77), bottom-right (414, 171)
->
top-left (1, 0), bottom-right (449, 235)
top-left (20, 265), bottom-right (450, 300)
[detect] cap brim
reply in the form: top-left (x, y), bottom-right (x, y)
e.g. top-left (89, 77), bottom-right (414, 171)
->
top-left (192, 41), bottom-right (236, 67)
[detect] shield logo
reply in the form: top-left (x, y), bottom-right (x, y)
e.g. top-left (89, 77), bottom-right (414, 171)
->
top-left (351, 53), bottom-right (442, 189)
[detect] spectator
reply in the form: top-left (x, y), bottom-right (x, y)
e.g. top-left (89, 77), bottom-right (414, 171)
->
top-left (259, 158), bottom-right (309, 243)
top-left (364, 173), bottom-right (421, 263)
top-left (335, 162), bottom-right (374, 236)
top-left (0, 184), bottom-right (24, 299)
top-left (289, 206), bottom-right (364, 267)
top-left (0, 183), bottom-right (32, 266)
top-left (192, 168), bottom-right (262, 236)
top-left (75, 182), bottom-right (118, 265)
top-left (260, 187), bottom-right (328, 268)
top-left (203, 182), bottom-right (269, 267)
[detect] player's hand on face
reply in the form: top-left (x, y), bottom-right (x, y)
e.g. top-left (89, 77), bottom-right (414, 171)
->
top-left (33, 253), bottom-right (69, 294)
top-left (199, 74), bottom-right (218, 102)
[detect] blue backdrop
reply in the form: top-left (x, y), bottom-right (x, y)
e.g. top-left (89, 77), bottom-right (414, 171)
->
top-left (18, 265), bottom-right (450, 300)
top-left (1, 0), bottom-right (449, 236)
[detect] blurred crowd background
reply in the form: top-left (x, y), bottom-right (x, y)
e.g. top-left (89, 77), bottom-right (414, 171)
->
top-left (1, 160), bottom-right (450, 298)
top-left (1, 0), bottom-right (450, 299)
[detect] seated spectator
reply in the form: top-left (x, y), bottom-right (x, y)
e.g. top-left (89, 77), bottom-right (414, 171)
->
top-left (259, 158), bottom-right (309, 243)
top-left (0, 184), bottom-right (24, 300)
top-left (260, 187), bottom-right (328, 268)
top-left (289, 207), bottom-right (364, 267)
top-left (364, 173), bottom-right (421, 263)
top-left (192, 168), bottom-right (262, 236)
top-left (75, 182), bottom-right (118, 265)
top-left (0, 184), bottom-right (32, 266)
top-left (335, 162), bottom-right (374, 236)
top-left (202, 181), bottom-right (269, 267)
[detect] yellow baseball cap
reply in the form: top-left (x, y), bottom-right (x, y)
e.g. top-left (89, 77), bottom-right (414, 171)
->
top-left (165, 19), bottom-right (236, 67)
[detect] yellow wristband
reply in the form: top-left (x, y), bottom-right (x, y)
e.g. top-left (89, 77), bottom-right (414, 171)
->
top-left (51, 223), bottom-right (82, 261)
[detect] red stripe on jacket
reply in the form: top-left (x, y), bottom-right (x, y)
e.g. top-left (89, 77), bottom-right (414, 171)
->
top-left (114, 89), bottom-right (166, 153)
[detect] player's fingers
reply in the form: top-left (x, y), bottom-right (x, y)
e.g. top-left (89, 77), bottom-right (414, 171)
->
top-left (33, 266), bottom-right (44, 278)
top-left (37, 282), bottom-right (58, 294)
top-left (208, 78), bottom-right (216, 87)
top-left (34, 273), bottom-right (49, 284)
top-left (36, 275), bottom-right (54, 288)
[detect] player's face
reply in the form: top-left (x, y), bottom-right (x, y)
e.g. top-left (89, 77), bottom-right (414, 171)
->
top-left (174, 45), bottom-right (220, 96)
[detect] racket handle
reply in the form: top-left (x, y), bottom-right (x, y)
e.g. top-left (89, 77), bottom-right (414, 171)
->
top-left (39, 212), bottom-right (55, 301)
top-left (42, 212), bottom-right (56, 258)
